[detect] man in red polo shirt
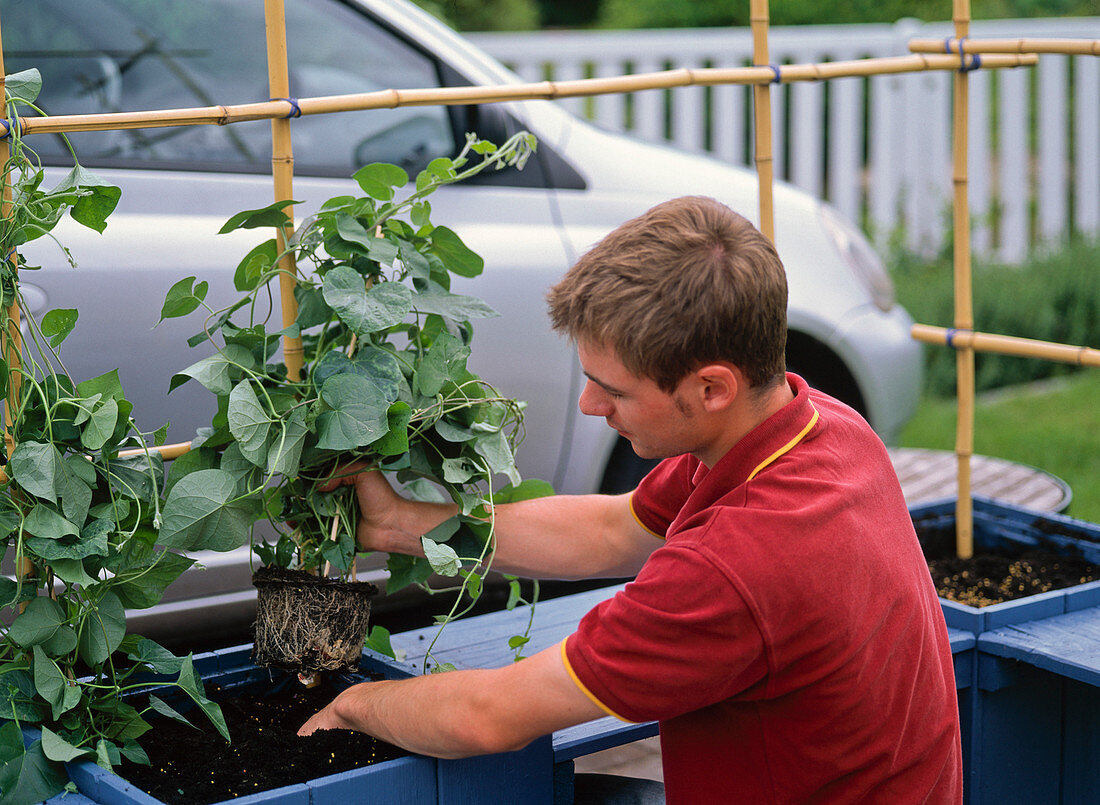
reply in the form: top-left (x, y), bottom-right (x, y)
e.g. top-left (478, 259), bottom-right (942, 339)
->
top-left (300, 196), bottom-right (963, 804)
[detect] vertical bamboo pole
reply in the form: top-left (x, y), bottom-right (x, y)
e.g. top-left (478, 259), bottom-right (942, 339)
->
top-left (952, 0), bottom-right (975, 559)
top-left (750, 0), bottom-right (776, 244)
top-left (264, 0), bottom-right (303, 383)
top-left (0, 13), bottom-right (18, 458)
top-left (0, 12), bottom-right (31, 589)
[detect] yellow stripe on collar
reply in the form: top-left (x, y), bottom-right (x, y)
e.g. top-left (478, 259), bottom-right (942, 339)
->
top-left (746, 403), bottom-right (820, 482)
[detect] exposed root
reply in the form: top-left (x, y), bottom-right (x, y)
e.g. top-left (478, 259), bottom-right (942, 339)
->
top-left (252, 567), bottom-right (377, 674)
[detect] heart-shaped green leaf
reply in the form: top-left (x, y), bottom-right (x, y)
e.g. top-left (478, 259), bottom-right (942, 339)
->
top-left (159, 469), bottom-right (256, 552)
top-left (228, 380), bottom-right (272, 468)
top-left (316, 373), bottom-right (391, 450)
top-left (322, 266), bottom-right (412, 334)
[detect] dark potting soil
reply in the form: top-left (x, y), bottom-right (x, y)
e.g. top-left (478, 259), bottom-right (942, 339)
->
top-left (928, 549), bottom-right (1100, 607)
top-left (120, 680), bottom-right (407, 805)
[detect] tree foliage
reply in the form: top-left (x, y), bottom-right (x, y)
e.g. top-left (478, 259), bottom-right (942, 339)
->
top-left (596, 0), bottom-right (1096, 29)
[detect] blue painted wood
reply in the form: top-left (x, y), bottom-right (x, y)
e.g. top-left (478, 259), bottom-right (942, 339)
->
top-left (974, 661), bottom-right (1063, 804)
top-left (948, 627), bottom-right (975, 695)
top-left (438, 735), bottom-right (554, 805)
top-left (216, 784), bottom-right (311, 805)
top-left (307, 756), bottom-right (435, 805)
top-left (553, 719), bottom-right (658, 762)
top-left (978, 608), bottom-right (1100, 688)
top-left (1061, 679), bottom-right (1100, 803)
top-left (44, 795), bottom-right (100, 805)
top-left (64, 759), bottom-right (163, 805)
top-left (390, 585), bottom-right (627, 673)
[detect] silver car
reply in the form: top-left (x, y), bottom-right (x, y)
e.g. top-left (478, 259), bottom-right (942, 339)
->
top-left (5, 0), bottom-right (921, 643)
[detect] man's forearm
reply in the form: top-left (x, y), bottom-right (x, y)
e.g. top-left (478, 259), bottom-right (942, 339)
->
top-left (297, 645), bottom-right (606, 758)
top-left (314, 672), bottom-right (517, 759)
top-left (390, 491), bottom-right (658, 580)
top-left (486, 493), bottom-right (658, 579)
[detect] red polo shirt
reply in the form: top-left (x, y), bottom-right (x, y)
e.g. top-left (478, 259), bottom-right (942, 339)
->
top-left (563, 374), bottom-right (962, 804)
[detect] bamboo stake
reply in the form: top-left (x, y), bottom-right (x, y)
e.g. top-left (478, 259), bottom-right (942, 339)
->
top-left (751, 0), bottom-right (776, 243)
top-left (910, 38), bottom-right (1100, 56)
top-left (13, 54), bottom-right (1036, 138)
top-left (264, 0), bottom-right (304, 383)
top-left (952, 0), bottom-right (975, 560)
top-left (911, 325), bottom-right (1100, 368)
top-left (0, 16), bottom-right (18, 461)
top-left (0, 11), bottom-right (34, 594)
top-left (118, 442), bottom-right (193, 460)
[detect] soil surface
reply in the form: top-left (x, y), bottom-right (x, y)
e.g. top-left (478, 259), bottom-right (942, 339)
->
top-left (928, 549), bottom-right (1100, 607)
top-left (121, 679), bottom-right (407, 805)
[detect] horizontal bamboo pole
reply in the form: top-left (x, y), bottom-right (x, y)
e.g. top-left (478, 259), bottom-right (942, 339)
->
top-left (14, 53), bottom-right (1037, 137)
top-left (0, 440), bottom-right (194, 484)
top-left (118, 441), bottom-right (193, 460)
top-left (910, 37), bottom-right (1100, 56)
top-left (912, 324), bottom-right (1100, 368)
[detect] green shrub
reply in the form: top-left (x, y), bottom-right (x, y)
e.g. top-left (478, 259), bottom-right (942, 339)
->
top-left (892, 239), bottom-right (1100, 398)
top-left (413, 0), bottom-right (540, 31)
top-left (596, 0), bottom-right (1094, 29)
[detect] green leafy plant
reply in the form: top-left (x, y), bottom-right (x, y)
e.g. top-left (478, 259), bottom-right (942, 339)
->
top-left (160, 131), bottom-right (550, 671)
top-left (0, 69), bottom-right (232, 805)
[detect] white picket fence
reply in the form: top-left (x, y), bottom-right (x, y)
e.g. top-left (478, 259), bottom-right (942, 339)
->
top-left (470, 17), bottom-right (1100, 263)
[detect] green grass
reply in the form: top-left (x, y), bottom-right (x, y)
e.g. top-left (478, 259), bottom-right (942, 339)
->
top-left (900, 372), bottom-right (1100, 523)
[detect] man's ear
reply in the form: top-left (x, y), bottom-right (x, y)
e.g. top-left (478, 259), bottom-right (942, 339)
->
top-left (691, 363), bottom-right (743, 412)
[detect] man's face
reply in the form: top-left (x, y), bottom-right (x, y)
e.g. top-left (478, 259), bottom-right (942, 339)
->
top-left (576, 340), bottom-right (702, 461)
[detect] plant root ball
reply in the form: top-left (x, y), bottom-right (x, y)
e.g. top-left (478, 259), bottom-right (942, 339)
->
top-left (252, 567), bottom-right (378, 673)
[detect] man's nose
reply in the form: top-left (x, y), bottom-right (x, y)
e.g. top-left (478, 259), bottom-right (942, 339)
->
top-left (579, 381), bottom-right (612, 417)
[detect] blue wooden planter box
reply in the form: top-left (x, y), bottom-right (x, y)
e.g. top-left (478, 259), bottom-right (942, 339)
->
top-left (910, 497), bottom-right (1100, 805)
top-left (912, 496), bottom-right (1100, 634)
top-left (45, 646), bottom-right (551, 805)
top-left (29, 498), bottom-right (1100, 805)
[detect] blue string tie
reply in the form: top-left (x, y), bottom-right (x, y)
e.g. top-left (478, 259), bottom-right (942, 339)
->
top-left (272, 97), bottom-right (302, 119)
top-left (944, 328), bottom-right (975, 349)
top-left (949, 37), bottom-right (982, 73)
top-left (769, 64), bottom-right (783, 84)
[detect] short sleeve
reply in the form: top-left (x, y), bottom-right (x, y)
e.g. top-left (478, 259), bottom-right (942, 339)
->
top-left (563, 542), bottom-right (768, 724)
top-left (630, 455), bottom-right (697, 537)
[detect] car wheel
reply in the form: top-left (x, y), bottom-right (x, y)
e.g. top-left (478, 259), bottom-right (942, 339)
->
top-left (785, 332), bottom-right (867, 418)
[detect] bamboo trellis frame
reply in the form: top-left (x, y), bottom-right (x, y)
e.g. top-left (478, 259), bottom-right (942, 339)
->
top-left (0, 13), bottom-right (33, 594)
top-left (11, 53), bottom-right (1038, 139)
top-left (0, 0), bottom-right (1072, 567)
top-left (265, 0), bottom-right (304, 385)
top-left (912, 326), bottom-right (1100, 368)
top-left (750, 0), bottom-right (776, 244)
top-left (909, 29), bottom-right (1100, 558)
top-left (0, 16), bottom-right (16, 462)
top-left (951, 0), bottom-right (977, 559)
top-left (910, 37), bottom-right (1100, 55)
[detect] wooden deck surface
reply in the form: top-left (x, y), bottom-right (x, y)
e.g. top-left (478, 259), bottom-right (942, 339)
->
top-left (887, 447), bottom-right (1071, 513)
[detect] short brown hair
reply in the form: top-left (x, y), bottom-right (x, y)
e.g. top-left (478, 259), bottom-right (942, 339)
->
top-left (547, 196), bottom-right (788, 391)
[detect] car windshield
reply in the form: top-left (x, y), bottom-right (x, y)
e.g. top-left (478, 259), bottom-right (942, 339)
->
top-left (4, 0), bottom-right (456, 175)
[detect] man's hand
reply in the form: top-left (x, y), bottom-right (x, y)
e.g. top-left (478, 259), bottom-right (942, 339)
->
top-left (298, 686), bottom-right (356, 736)
top-left (320, 464), bottom-right (456, 556)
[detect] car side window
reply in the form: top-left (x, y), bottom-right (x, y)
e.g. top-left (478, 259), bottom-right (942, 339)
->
top-left (7, 0), bottom-right (456, 175)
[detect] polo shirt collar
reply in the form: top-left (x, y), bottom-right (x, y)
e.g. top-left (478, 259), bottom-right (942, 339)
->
top-left (690, 372), bottom-right (820, 489)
